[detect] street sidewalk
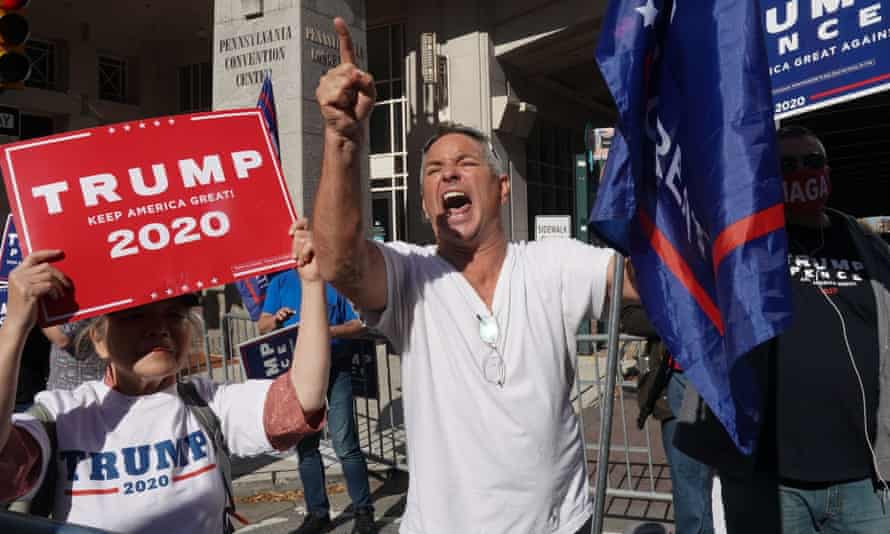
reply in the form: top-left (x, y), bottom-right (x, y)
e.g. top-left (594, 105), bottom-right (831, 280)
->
top-left (232, 450), bottom-right (405, 533)
top-left (230, 451), bottom-right (671, 534)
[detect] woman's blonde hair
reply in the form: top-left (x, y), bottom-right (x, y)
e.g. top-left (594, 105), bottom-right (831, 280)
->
top-left (74, 305), bottom-right (204, 361)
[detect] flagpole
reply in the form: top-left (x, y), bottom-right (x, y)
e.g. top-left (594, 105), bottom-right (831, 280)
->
top-left (592, 252), bottom-right (625, 533)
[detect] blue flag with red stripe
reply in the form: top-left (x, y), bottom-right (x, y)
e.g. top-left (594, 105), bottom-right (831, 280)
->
top-left (257, 75), bottom-right (280, 158)
top-left (235, 75), bottom-right (283, 320)
top-left (592, 0), bottom-right (792, 453)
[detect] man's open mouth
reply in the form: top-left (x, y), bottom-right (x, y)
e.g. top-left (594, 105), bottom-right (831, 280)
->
top-left (443, 191), bottom-right (471, 217)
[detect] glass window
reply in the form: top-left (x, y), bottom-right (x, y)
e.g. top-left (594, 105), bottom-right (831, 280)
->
top-left (25, 39), bottom-right (56, 90)
top-left (367, 27), bottom-right (390, 82)
top-left (391, 25), bottom-right (403, 77)
top-left (376, 81), bottom-right (391, 101)
top-left (369, 103), bottom-right (392, 154)
top-left (368, 23), bottom-right (408, 241)
top-left (372, 192), bottom-right (393, 242)
top-left (98, 55), bottom-right (127, 103)
top-left (179, 62), bottom-right (212, 112)
top-left (393, 104), bottom-right (404, 151)
top-left (525, 119), bottom-right (583, 238)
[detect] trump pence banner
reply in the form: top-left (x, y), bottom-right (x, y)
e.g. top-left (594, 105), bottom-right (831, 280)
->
top-left (764, 0), bottom-right (890, 118)
top-left (0, 214), bottom-right (21, 280)
top-left (238, 325), bottom-right (380, 399)
top-left (0, 109), bottom-right (297, 325)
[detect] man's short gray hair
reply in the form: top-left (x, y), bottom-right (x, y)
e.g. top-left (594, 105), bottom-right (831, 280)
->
top-left (420, 123), bottom-right (505, 182)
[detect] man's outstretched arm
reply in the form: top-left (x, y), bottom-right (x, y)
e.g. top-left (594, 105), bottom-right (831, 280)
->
top-left (312, 17), bottom-right (387, 312)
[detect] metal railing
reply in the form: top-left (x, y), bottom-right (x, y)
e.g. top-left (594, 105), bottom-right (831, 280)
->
top-left (576, 335), bottom-right (673, 507)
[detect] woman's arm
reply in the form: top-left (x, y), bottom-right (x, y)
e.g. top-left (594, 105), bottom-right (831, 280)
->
top-left (0, 251), bottom-right (69, 499)
top-left (261, 220), bottom-right (330, 451)
top-left (288, 219), bottom-right (331, 415)
top-left (0, 250), bottom-right (68, 450)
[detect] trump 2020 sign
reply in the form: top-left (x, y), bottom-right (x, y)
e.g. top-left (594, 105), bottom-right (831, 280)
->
top-left (0, 109), bottom-right (297, 325)
top-left (764, 0), bottom-right (890, 118)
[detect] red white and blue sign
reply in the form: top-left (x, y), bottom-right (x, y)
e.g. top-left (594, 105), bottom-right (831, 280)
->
top-left (0, 109), bottom-right (298, 325)
top-left (238, 326), bottom-right (379, 399)
top-left (764, 0), bottom-right (890, 118)
top-left (593, 0), bottom-right (792, 453)
top-left (0, 214), bottom-right (21, 280)
top-left (0, 285), bottom-right (7, 326)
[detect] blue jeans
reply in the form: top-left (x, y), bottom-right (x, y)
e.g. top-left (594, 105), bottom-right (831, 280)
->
top-left (780, 478), bottom-right (890, 533)
top-left (298, 358), bottom-right (372, 516)
top-left (661, 372), bottom-right (715, 534)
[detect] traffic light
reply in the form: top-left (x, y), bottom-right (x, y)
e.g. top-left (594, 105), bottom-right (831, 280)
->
top-left (0, 0), bottom-right (30, 89)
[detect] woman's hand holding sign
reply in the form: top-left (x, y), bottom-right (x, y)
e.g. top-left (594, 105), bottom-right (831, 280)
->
top-left (315, 17), bottom-right (376, 143)
top-left (291, 217), bottom-right (320, 282)
top-left (5, 250), bottom-right (69, 332)
top-left (0, 250), bottom-right (69, 448)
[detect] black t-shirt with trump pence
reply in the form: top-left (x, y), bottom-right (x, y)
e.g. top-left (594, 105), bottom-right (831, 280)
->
top-left (776, 216), bottom-right (880, 483)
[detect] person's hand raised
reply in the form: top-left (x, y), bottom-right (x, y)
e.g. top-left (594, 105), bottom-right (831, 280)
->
top-left (290, 218), bottom-right (321, 283)
top-left (315, 17), bottom-right (376, 143)
top-left (6, 250), bottom-right (69, 331)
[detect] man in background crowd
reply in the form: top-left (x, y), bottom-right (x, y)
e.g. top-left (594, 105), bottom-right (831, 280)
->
top-left (677, 125), bottom-right (890, 533)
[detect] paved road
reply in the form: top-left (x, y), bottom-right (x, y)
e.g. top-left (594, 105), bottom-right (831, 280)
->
top-left (233, 468), bottom-right (406, 533)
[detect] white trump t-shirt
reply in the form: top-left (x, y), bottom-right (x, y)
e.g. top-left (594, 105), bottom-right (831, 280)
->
top-left (12, 377), bottom-right (272, 533)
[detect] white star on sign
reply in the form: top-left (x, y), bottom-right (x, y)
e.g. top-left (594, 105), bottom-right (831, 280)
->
top-left (153, 120), bottom-right (161, 127)
top-left (210, 277), bottom-right (218, 285)
top-left (123, 124), bottom-right (131, 132)
top-left (196, 281), bottom-right (204, 288)
top-left (181, 284), bottom-right (189, 291)
top-left (168, 119), bottom-right (175, 125)
top-left (150, 292), bottom-right (158, 299)
top-left (107, 127), bottom-right (116, 134)
top-left (165, 288), bottom-right (174, 295)
top-left (139, 122), bottom-right (146, 129)
top-left (636, 0), bottom-right (658, 27)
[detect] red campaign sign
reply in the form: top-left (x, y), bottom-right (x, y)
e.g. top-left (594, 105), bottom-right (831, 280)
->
top-left (0, 109), bottom-right (297, 325)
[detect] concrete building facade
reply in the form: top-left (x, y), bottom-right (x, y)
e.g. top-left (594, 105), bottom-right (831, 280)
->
top-left (365, 0), bottom-right (616, 244)
top-left (6, 1), bottom-right (882, 246)
top-left (0, 0), bottom-right (615, 246)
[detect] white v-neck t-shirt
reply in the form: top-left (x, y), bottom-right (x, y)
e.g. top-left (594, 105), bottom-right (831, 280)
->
top-left (364, 238), bottom-right (614, 534)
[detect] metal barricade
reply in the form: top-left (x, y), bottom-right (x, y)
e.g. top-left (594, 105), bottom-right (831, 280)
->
top-left (575, 333), bottom-right (674, 521)
top-left (219, 312), bottom-right (259, 383)
top-left (215, 316), bottom-right (409, 472)
top-left (349, 344), bottom-right (408, 472)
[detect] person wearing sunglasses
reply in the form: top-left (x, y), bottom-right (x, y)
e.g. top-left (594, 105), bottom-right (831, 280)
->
top-left (311, 19), bottom-right (638, 534)
top-left (674, 125), bottom-right (890, 533)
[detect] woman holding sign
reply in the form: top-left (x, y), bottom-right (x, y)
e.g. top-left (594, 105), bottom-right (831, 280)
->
top-left (0, 219), bottom-right (329, 533)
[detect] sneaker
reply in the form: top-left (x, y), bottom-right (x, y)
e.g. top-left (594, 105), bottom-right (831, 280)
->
top-left (352, 508), bottom-right (377, 534)
top-left (294, 512), bottom-right (331, 534)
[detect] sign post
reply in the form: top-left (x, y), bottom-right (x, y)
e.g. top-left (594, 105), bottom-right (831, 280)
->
top-left (0, 214), bottom-right (21, 279)
top-left (0, 109), bottom-right (297, 325)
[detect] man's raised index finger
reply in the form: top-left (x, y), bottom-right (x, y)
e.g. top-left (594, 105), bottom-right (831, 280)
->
top-left (334, 17), bottom-right (356, 65)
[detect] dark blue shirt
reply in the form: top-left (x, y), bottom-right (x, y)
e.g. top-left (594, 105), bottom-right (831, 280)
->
top-left (261, 269), bottom-right (358, 357)
top-left (776, 216), bottom-right (879, 482)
